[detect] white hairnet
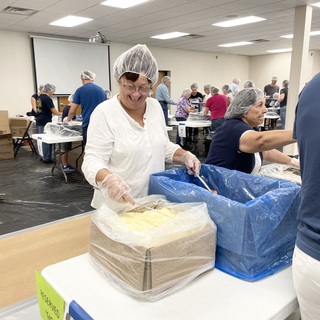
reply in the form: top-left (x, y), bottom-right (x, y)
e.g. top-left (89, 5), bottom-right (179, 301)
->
top-left (210, 86), bottom-right (219, 94)
top-left (104, 89), bottom-right (112, 99)
top-left (80, 70), bottom-right (96, 80)
top-left (113, 44), bottom-right (158, 85)
top-left (43, 83), bottom-right (56, 93)
top-left (225, 88), bottom-right (264, 119)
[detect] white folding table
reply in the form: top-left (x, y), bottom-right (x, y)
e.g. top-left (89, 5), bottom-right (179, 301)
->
top-left (169, 119), bottom-right (211, 156)
top-left (41, 253), bottom-right (298, 320)
top-left (32, 133), bottom-right (84, 183)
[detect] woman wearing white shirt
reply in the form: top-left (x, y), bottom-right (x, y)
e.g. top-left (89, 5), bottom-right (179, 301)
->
top-left (82, 44), bottom-right (200, 209)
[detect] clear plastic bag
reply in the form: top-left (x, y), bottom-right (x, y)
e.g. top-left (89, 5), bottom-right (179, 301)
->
top-left (44, 122), bottom-right (82, 136)
top-left (89, 195), bottom-right (217, 301)
top-left (256, 163), bottom-right (301, 185)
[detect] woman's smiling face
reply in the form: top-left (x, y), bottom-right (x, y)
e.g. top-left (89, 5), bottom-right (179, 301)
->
top-left (242, 97), bottom-right (267, 127)
top-left (119, 74), bottom-right (151, 112)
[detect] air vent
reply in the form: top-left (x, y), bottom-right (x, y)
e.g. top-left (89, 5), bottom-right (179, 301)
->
top-left (250, 39), bottom-right (270, 43)
top-left (183, 34), bottom-right (205, 39)
top-left (1, 6), bottom-right (38, 16)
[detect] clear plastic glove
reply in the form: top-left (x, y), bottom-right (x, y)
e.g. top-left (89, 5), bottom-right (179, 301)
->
top-left (97, 174), bottom-right (135, 205)
top-left (181, 151), bottom-right (201, 176)
top-left (63, 117), bottom-right (70, 123)
top-left (289, 157), bottom-right (300, 170)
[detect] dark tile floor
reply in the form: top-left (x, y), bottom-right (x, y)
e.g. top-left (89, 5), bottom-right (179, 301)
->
top-left (0, 148), bottom-right (94, 236)
top-left (0, 130), bottom-right (207, 236)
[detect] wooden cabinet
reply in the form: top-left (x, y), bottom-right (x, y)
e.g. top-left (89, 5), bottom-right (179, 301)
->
top-left (57, 96), bottom-right (82, 115)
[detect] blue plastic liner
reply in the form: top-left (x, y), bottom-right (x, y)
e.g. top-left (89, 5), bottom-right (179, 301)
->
top-left (149, 164), bottom-right (300, 281)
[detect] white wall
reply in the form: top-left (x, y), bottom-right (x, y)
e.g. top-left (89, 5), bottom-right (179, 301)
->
top-left (250, 50), bottom-right (320, 91)
top-left (0, 31), bottom-right (34, 116)
top-left (249, 53), bottom-right (292, 90)
top-left (1, 30), bottom-right (319, 117)
top-left (109, 43), bottom-right (250, 102)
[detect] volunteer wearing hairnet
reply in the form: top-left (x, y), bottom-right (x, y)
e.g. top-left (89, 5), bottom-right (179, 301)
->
top-left (36, 83), bottom-right (62, 163)
top-left (82, 44), bottom-right (200, 208)
top-left (205, 88), bottom-right (299, 174)
top-left (65, 70), bottom-right (106, 144)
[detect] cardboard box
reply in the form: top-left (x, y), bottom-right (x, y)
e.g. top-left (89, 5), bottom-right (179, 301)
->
top-left (0, 134), bottom-right (14, 160)
top-left (9, 117), bottom-right (30, 137)
top-left (149, 165), bottom-right (301, 281)
top-left (89, 209), bottom-right (216, 300)
top-left (0, 110), bottom-right (10, 135)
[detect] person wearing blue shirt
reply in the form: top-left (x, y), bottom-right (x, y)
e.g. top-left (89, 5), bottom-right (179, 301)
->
top-left (155, 76), bottom-right (176, 126)
top-left (66, 70), bottom-right (106, 144)
top-left (292, 73), bottom-right (320, 320)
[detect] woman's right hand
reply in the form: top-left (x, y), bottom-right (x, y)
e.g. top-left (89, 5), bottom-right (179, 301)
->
top-left (97, 173), bottom-right (135, 205)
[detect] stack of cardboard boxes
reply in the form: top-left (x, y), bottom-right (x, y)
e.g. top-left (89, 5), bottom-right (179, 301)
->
top-left (0, 110), bottom-right (14, 160)
top-left (9, 117), bottom-right (30, 137)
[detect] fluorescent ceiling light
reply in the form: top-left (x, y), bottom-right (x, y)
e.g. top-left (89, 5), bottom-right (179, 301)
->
top-left (100, 0), bottom-right (152, 9)
top-left (281, 34), bottom-right (294, 39)
top-left (151, 32), bottom-right (190, 40)
top-left (218, 41), bottom-right (253, 47)
top-left (311, 2), bottom-right (320, 7)
top-left (50, 15), bottom-right (92, 27)
top-left (267, 48), bottom-right (292, 53)
top-left (212, 16), bottom-right (265, 28)
top-left (281, 30), bottom-right (320, 38)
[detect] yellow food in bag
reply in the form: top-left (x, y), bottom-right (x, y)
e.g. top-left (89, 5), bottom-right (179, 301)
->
top-left (119, 208), bottom-right (176, 230)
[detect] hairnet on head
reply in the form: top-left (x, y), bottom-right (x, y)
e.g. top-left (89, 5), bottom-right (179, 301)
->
top-left (43, 83), bottom-right (56, 93)
top-left (113, 44), bottom-right (158, 85)
top-left (210, 86), bottom-right (219, 94)
top-left (182, 88), bottom-right (191, 97)
top-left (81, 70), bottom-right (96, 81)
top-left (225, 88), bottom-right (264, 120)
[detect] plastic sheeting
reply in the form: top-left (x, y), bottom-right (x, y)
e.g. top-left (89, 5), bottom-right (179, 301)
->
top-left (256, 163), bottom-right (301, 185)
top-left (44, 122), bottom-right (82, 137)
top-left (148, 165), bottom-right (301, 281)
top-left (89, 195), bottom-right (217, 301)
top-left (0, 152), bottom-right (93, 236)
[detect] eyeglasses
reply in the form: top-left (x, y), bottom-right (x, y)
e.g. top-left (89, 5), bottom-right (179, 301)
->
top-left (122, 83), bottom-right (151, 94)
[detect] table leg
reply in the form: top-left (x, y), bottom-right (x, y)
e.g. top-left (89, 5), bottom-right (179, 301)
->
top-left (51, 143), bottom-right (68, 183)
top-left (75, 142), bottom-right (84, 169)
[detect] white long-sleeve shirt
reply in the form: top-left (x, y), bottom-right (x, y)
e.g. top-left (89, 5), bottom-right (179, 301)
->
top-left (82, 95), bottom-right (180, 208)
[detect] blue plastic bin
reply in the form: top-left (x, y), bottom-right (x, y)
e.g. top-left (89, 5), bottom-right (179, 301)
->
top-left (149, 164), bottom-right (300, 281)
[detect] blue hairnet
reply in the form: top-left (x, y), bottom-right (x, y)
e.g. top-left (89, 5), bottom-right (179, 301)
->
top-left (225, 88), bottom-right (264, 119)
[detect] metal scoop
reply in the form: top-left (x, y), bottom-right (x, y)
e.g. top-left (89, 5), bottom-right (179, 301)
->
top-left (195, 174), bottom-right (212, 192)
top-left (134, 201), bottom-right (172, 217)
top-left (135, 201), bottom-right (159, 212)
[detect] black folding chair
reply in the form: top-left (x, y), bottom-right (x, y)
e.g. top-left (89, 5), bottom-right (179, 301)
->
top-left (12, 117), bottom-right (37, 156)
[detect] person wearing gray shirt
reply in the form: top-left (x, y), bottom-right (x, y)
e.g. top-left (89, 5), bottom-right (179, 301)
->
top-left (156, 76), bottom-right (176, 126)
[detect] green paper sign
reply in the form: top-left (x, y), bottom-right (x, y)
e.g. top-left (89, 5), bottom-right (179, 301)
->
top-left (36, 271), bottom-right (65, 320)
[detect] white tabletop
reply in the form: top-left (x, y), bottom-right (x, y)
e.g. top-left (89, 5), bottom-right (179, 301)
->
top-left (264, 113), bottom-right (280, 119)
top-left (32, 133), bottom-right (83, 144)
top-left (42, 253), bottom-right (298, 320)
top-left (169, 120), bottom-right (211, 128)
